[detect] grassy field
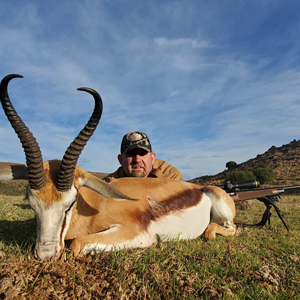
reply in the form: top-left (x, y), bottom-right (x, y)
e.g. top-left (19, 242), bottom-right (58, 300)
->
top-left (0, 180), bottom-right (299, 299)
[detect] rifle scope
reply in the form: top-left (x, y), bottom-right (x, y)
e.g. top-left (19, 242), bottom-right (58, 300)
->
top-left (219, 180), bottom-right (260, 191)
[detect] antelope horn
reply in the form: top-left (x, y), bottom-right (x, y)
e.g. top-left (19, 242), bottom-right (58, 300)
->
top-left (0, 74), bottom-right (46, 190)
top-left (56, 88), bottom-right (103, 192)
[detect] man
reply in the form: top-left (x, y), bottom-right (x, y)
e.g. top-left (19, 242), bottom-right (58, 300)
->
top-left (103, 131), bottom-right (182, 182)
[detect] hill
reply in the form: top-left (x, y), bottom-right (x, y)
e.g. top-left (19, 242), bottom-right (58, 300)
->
top-left (189, 139), bottom-right (300, 187)
top-left (1, 140), bottom-right (300, 192)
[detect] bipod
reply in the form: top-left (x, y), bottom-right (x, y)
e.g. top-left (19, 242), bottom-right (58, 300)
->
top-left (256, 195), bottom-right (289, 231)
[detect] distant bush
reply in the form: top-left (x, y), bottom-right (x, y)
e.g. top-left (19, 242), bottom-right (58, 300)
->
top-left (225, 160), bottom-right (275, 184)
top-left (225, 170), bottom-right (255, 183)
top-left (226, 161), bottom-right (237, 169)
top-left (253, 167), bottom-right (275, 184)
top-left (256, 162), bottom-right (267, 168)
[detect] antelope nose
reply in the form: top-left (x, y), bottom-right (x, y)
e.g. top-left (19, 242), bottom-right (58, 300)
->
top-left (35, 243), bottom-right (58, 261)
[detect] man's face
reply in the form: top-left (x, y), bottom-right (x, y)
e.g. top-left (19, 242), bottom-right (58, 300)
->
top-left (118, 148), bottom-right (156, 178)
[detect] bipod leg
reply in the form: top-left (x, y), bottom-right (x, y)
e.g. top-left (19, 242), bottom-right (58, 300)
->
top-left (255, 204), bottom-right (272, 227)
top-left (257, 195), bottom-right (289, 232)
top-left (271, 200), bottom-right (289, 231)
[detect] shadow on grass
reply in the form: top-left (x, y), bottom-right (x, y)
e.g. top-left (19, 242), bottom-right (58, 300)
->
top-left (13, 203), bottom-right (32, 210)
top-left (0, 218), bottom-right (36, 247)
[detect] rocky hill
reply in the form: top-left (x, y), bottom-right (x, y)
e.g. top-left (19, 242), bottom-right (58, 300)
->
top-left (189, 139), bottom-right (300, 187)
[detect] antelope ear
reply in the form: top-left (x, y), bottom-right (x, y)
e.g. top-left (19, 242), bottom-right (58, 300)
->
top-left (0, 163), bottom-right (28, 180)
top-left (75, 167), bottom-right (138, 201)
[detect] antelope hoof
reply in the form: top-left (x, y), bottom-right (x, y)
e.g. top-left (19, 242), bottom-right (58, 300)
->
top-left (69, 240), bottom-right (82, 257)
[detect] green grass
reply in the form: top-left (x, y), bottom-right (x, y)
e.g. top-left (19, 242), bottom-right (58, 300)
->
top-left (0, 193), bottom-right (36, 247)
top-left (0, 183), bottom-right (299, 299)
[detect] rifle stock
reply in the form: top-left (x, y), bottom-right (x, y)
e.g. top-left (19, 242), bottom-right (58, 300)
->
top-left (229, 188), bottom-right (285, 202)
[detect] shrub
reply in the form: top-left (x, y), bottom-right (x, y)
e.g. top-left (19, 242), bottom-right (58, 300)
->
top-left (225, 170), bottom-right (255, 183)
top-left (253, 167), bottom-right (275, 184)
top-left (256, 162), bottom-right (267, 168)
top-left (226, 161), bottom-right (237, 169)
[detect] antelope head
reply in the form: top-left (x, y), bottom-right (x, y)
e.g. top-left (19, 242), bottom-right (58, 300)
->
top-left (0, 74), bottom-right (134, 260)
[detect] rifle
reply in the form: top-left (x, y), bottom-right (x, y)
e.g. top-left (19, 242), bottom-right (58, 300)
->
top-left (218, 180), bottom-right (300, 231)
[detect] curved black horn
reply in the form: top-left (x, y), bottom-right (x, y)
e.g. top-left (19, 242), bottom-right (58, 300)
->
top-left (56, 88), bottom-right (103, 192)
top-left (0, 74), bottom-right (46, 190)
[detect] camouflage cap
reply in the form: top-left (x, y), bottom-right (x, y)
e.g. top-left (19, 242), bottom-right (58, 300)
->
top-left (120, 131), bottom-right (152, 154)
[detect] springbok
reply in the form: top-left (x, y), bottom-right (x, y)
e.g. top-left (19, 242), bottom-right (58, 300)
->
top-left (0, 74), bottom-right (236, 261)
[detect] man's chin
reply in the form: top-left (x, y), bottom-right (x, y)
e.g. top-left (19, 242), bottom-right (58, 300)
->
top-left (130, 171), bottom-right (147, 178)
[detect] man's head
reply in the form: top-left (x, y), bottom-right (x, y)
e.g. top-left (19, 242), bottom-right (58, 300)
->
top-left (118, 132), bottom-right (156, 178)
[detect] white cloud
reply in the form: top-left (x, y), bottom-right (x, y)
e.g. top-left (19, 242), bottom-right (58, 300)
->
top-left (153, 37), bottom-right (211, 49)
top-left (0, 0), bottom-right (300, 182)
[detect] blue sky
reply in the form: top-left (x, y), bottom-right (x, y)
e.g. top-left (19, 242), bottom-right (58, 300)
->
top-left (1, 0), bottom-right (300, 181)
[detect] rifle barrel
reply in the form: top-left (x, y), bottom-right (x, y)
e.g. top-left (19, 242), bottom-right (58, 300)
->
top-left (279, 185), bottom-right (300, 192)
top-left (217, 179), bottom-right (300, 201)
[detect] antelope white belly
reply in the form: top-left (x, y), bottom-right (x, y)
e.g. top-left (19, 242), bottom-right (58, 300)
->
top-left (81, 226), bottom-right (157, 253)
top-left (81, 195), bottom-right (212, 254)
top-left (151, 194), bottom-right (212, 241)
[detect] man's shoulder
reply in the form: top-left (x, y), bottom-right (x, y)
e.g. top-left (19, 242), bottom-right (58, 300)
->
top-left (153, 159), bottom-right (169, 168)
top-left (151, 159), bottom-right (182, 180)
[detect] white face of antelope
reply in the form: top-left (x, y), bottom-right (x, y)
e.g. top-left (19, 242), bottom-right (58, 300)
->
top-left (27, 185), bottom-right (78, 261)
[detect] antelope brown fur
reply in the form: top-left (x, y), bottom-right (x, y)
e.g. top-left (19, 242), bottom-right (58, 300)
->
top-left (0, 74), bottom-right (236, 261)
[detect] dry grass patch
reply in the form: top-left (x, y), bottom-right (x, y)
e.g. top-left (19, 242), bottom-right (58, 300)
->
top-left (0, 186), bottom-right (299, 299)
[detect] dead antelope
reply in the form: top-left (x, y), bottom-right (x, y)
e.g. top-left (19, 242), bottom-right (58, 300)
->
top-left (0, 74), bottom-right (236, 261)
